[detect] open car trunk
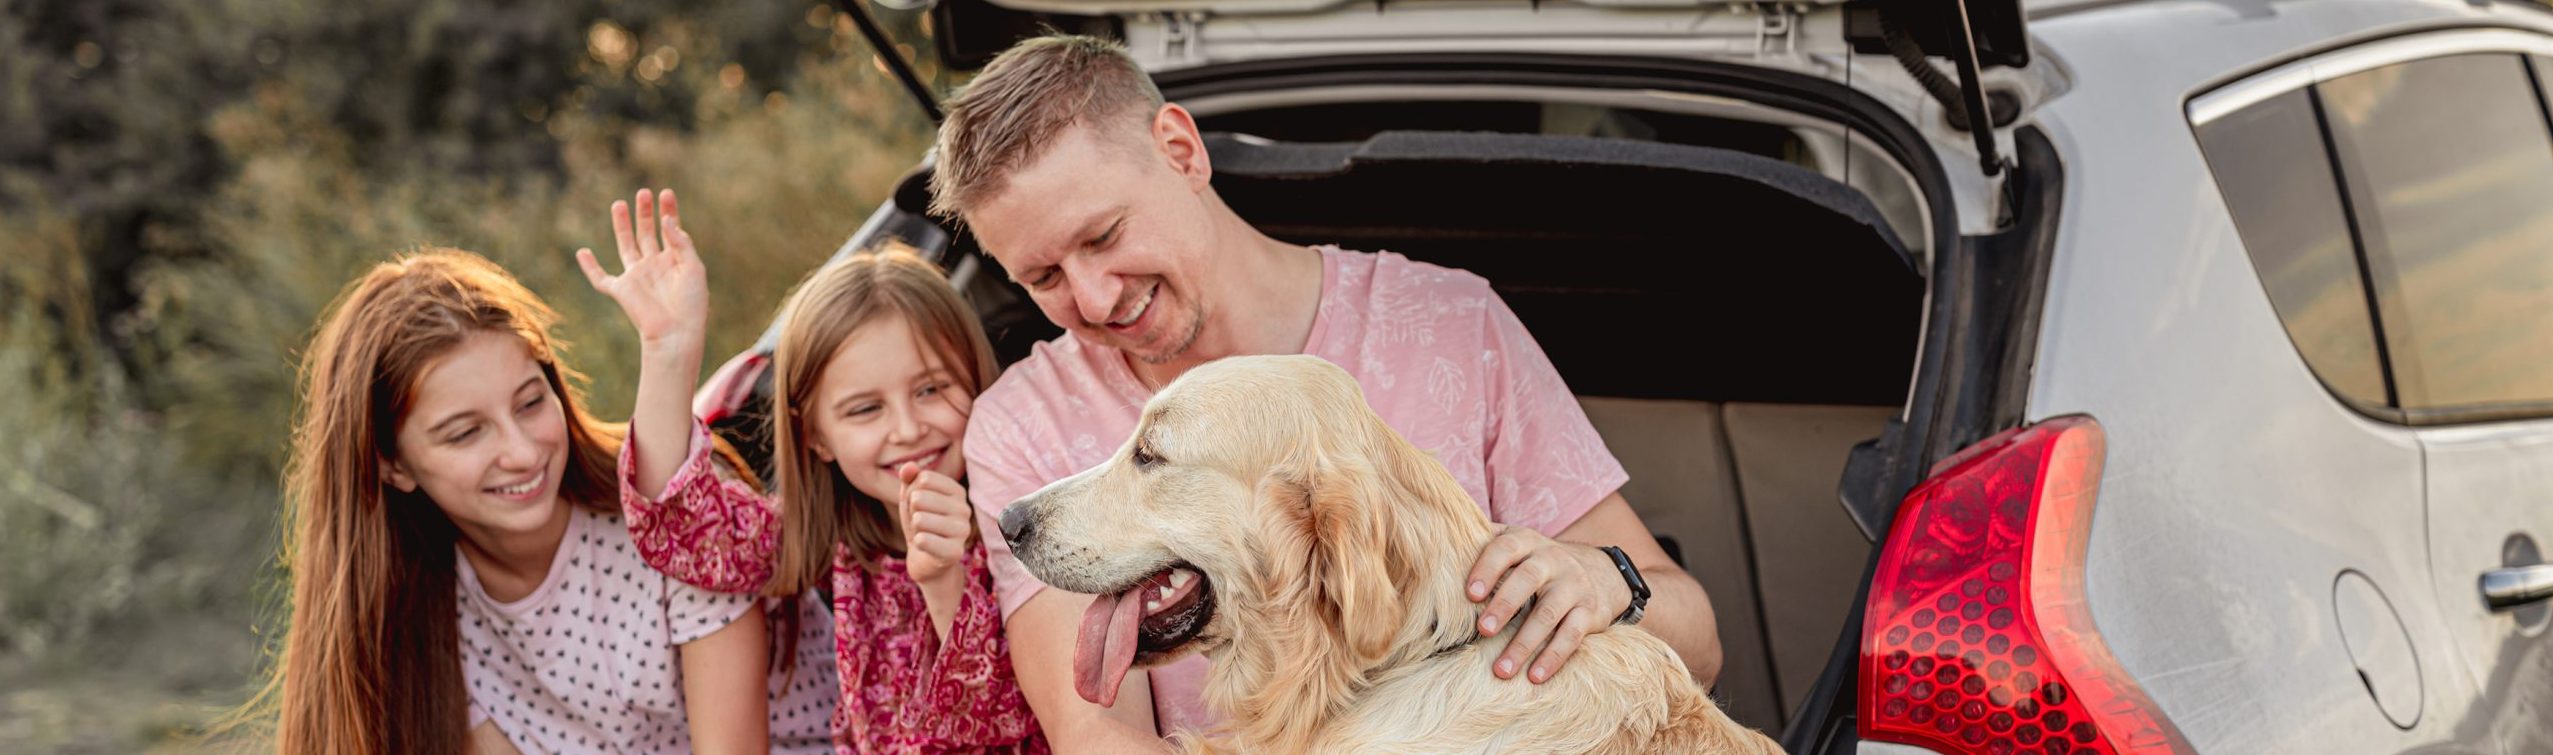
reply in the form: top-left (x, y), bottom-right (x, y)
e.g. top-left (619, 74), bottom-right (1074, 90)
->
top-left (943, 127), bottom-right (1927, 733)
top-left (731, 7), bottom-right (2061, 742)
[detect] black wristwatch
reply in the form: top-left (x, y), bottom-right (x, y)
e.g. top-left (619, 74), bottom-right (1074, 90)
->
top-left (1599, 545), bottom-right (1650, 625)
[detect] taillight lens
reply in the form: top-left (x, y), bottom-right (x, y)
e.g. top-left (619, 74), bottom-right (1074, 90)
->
top-left (1859, 416), bottom-right (2191, 755)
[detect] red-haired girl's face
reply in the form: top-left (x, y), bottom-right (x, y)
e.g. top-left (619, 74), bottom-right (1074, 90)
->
top-left (385, 330), bottom-right (573, 545)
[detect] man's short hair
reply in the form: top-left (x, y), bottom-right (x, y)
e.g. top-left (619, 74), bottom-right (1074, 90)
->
top-left (927, 34), bottom-right (1165, 220)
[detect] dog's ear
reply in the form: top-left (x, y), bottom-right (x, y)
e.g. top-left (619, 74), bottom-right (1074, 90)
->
top-left (1285, 439), bottom-right (1411, 664)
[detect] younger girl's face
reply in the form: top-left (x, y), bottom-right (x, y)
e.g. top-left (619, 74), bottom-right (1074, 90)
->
top-left (805, 314), bottom-right (973, 503)
top-left (385, 330), bottom-right (573, 544)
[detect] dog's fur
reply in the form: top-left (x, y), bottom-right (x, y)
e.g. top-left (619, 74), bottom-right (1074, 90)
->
top-left (1003, 355), bottom-right (1784, 754)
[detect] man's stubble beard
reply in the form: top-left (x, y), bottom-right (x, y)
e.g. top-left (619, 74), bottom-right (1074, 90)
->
top-left (1132, 300), bottom-right (1205, 366)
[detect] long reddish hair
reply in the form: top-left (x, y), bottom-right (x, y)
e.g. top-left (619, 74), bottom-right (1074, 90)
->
top-left (258, 249), bottom-right (627, 754)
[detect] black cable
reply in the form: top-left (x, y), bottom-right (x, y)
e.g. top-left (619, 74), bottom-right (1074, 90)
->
top-left (1877, 6), bottom-right (1968, 131)
top-left (831, 0), bottom-right (946, 123)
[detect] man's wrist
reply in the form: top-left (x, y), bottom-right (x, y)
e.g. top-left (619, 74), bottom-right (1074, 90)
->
top-left (1598, 545), bottom-right (1650, 625)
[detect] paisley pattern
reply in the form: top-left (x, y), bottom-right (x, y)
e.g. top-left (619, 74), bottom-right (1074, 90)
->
top-left (620, 424), bottom-right (1048, 754)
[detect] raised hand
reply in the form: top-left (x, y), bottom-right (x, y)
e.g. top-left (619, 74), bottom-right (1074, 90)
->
top-left (586, 188), bottom-right (714, 502)
top-left (577, 189), bottom-right (709, 353)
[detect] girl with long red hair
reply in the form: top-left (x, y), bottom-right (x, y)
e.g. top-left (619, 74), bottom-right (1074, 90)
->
top-left (258, 248), bottom-right (835, 754)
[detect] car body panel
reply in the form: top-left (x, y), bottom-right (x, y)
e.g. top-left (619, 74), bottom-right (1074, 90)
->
top-left (2023, 2), bottom-right (2553, 752)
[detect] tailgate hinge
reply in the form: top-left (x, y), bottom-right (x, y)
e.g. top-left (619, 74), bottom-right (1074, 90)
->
top-left (1752, 3), bottom-right (1804, 58)
top-left (1158, 11), bottom-right (1210, 65)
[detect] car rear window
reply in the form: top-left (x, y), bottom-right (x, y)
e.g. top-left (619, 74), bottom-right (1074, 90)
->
top-left (2195, 88), bottom-right (2389, 408)
top-left (2321, 54), bottom-right (2553, 412)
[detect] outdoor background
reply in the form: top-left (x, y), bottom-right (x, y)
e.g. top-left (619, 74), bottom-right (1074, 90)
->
top-left (0, 1), bottom-right (950, 750)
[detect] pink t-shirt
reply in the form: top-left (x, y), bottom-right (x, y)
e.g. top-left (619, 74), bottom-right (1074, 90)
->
top-left (963, 246), bottom-right (1629, 738)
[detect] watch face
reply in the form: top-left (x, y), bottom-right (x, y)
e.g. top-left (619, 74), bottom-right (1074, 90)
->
top-left (1611, 547), bottom-right (1647, 591)
top-left (1608, 547), bottom-right (1648, 625)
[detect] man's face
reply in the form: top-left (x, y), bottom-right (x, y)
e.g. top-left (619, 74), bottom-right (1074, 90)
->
top-left (967, 114), bottom-right (1214, 365)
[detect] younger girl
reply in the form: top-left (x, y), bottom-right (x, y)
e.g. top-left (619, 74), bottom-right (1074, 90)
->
top-left (579, 189), bottom-right (1045, 753)
top-left (264, 249), bottom-right (836, 754)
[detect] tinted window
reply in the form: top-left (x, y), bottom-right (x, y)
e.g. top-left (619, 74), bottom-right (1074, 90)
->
top-left (2196, 89), bottom-right (2389, 406)
top-left (2321, 54), bottom-right (2553, 411)
top-left (2542, 55), bottom-right (2553, 111)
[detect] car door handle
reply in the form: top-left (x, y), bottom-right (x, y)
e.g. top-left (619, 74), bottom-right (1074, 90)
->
top-left (2481, 564), bottom-right (2553, 610)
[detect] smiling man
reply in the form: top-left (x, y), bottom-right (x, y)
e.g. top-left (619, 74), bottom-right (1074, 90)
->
top-left (943, 35), bottom-right (1725, 752)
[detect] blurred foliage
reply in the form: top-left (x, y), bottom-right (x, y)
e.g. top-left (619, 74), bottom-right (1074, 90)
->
top-left (0, 0), bottom-right (953, 749)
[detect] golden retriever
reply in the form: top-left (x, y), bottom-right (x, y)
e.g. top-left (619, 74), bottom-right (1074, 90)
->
top-left (998, 354), bottom-right (1784, 754)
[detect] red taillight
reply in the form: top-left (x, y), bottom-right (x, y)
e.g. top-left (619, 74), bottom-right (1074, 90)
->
top-left (1859, 416), bottom-right (2191, 755)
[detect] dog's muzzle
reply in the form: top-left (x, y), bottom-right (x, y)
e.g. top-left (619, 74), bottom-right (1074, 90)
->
top-left (999, 498), bottom-right (1040, 553)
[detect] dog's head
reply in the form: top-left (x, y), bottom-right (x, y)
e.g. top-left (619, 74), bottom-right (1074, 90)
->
top-left (999, 354), bottom-right (1492, 719)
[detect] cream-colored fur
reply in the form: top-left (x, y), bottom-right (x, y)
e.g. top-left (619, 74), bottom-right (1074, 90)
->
top-left (1003, 354), bottom-right (1785, 754)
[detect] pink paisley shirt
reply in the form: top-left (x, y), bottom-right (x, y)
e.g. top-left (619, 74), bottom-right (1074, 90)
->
top-left (619, 422), bottom-right (1049, 754)
top-left (963, 246), bottom-right (1629, 737)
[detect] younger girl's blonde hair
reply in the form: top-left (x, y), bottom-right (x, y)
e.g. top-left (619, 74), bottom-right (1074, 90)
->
top-left (764, 241), bottom-right (1000, 593)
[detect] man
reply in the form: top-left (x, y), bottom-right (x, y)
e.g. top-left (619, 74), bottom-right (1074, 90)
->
top-left (941, 35), bottom-right (1723, 751)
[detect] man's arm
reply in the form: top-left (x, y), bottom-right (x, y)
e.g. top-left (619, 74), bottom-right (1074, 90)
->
top-left (1005, 589), bottom-right (1174, 754)
top-left (1468, 492), bottom-right (1723, 686)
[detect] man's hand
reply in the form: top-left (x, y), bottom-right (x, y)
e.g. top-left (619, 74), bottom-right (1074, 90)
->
top-left (1465, 524), bottom-right (1633, 684)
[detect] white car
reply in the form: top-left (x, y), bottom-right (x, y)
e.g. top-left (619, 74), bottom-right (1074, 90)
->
top-left (700, 0), bottom-right (2553, 751)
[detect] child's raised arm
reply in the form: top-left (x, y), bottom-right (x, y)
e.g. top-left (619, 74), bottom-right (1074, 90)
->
top-left (580, 189), bottom-right (781, 594)
top-left (578, 188), bottom-right (709, 499)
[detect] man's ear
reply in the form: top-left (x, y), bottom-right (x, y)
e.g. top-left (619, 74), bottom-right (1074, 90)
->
top-left (1152, 103), bottom-right (1214, 191)
top-left (380, 457), bottom-right (419, 493)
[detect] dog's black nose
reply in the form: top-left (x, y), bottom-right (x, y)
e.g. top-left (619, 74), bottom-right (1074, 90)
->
top-left (999, 504), bottom-right (1038, 551)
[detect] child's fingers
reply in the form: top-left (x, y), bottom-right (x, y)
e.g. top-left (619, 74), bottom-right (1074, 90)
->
top-left (895, 462), bottom-right (923, 528)
top-left (911, 470), bottom-right (965, 502)
top-left (907, 486), bottom-right (970, 526)
top-left (908, 532), bottom-right (953, 563)
top-left (633, 190), bottom-right (662, 259)
top-left (659, 189), bottom-right (694, 259)
top-left (575, 248), bottom-right (611, 289)
top-left (610, 201), bottom-right (641, 268)
top-left (897, 482), bottom-right (918, 536)
top-left (910, 508), bottom-right (971, 540)
top-left (913, 474), bottom-right (959, 505)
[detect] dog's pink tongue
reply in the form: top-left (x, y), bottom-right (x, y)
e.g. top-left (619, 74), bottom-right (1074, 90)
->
top-left (1074, 589), bottom-right (1146, 708)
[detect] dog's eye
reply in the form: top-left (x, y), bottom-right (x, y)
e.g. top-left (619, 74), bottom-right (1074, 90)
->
top-left (1132, 445), bottom-right (1159, 468)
